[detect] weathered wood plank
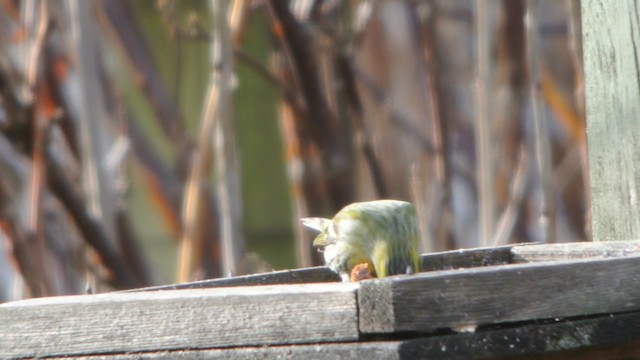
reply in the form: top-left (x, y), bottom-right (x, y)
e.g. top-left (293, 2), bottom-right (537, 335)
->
top-left (132, 266), bottom-right (339, 292)
top-left (582, 0), bottom-right (640, 241)
top-left (420, 245), bottom-right (513, 271)
top-left (134, 241), bottom-right (640, 293)
top-left (511, 240), bottom-right (640, 262)
top-left (0, 283), bottom-right (358, 359)
top-left (420, 241), bottom-right (640, 269)
top-left (396, 310), bottom-right (640, 359)
top-left (40, 311), bottom-right (640, 359)
top-left (54, 342), bottom-right (403, 360)
top-left (137, 246), bottom-right (513, 294)
top-left (359, 255), bottom-right (640, 333)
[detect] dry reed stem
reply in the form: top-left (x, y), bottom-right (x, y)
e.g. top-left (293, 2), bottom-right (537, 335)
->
top-left (475, 0), bottom-right (496, 247)
top-left (525, 0), bottom-right (556, 243)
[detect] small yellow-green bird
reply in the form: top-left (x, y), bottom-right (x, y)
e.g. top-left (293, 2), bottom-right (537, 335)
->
top-left (302, 199), bottom-right (422, 282)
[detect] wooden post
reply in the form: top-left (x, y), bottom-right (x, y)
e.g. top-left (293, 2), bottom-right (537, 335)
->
top-left (582, 0), bottom-right (640, 241)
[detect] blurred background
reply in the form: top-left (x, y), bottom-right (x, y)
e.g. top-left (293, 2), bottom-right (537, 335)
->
top-left (0, 0), bottom-right (586, 301)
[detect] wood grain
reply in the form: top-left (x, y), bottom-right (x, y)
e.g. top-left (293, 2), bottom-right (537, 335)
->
top-left (396, 310), bottom-right (640, 359)
top-left (134, 241), bottom-right (640, 294)
top-left (34, 310), bottom-right (640, 359)
top-left (420, 245), bottom-right (512, 271)
top-left (132, 266), bottom-right (340, 292)
top-left (56, 342), bottom-right (403, 360)
top-left (0, 283), bottom-right (358, 358)
top-left (359, 255), bottom-right (640, 333)
top-left (511, 240), bottom-right (640, 262)
top-left (582, 0), bottom-right (640, 241)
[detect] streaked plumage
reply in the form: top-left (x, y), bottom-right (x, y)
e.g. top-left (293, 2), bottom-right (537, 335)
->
top-left (302, 200), bottom-right (421, 282)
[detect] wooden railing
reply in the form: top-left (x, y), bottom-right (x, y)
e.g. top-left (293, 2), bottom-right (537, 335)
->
top-left (2, 241), bottom-right (640, 358)
top-left (3, 1), bottom-right (640, 358)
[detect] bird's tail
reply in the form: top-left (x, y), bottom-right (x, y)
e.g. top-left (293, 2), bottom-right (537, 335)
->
top-left (301, 217), bottom-right (330, 232)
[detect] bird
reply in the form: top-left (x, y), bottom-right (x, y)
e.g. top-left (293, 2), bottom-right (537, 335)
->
top-left (302, 199), bottom-right (422, 282)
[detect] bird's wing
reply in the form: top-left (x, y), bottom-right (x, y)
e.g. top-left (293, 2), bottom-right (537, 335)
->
top-left (312, 232), bottom-right (331, 247)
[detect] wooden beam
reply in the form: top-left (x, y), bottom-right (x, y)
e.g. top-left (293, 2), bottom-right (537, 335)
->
top-left (48, 342), bottom-right (405, 360)
top-left (0, 283), bottom-right (358, 358)
top-left (32, 310), bottom-right (640, 359)
top-left (420, 240), bottom-right (640, 270)
top-left (396, 310), bottom-right (640, 359)
top-left (138, 247), bottom-right (513, 293)
top-left (511, 240), bottom-right (640, 262)
top-left (131, 266), bottom-right (339, 292)
top-left (582, 0), bottom-right (640, 241)
top-left (359, 255), bottom-right (640, 333)
top-left (420, 245), bottom-right (512, 271)
top-left (134, 241), bottom-right (640, 292)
